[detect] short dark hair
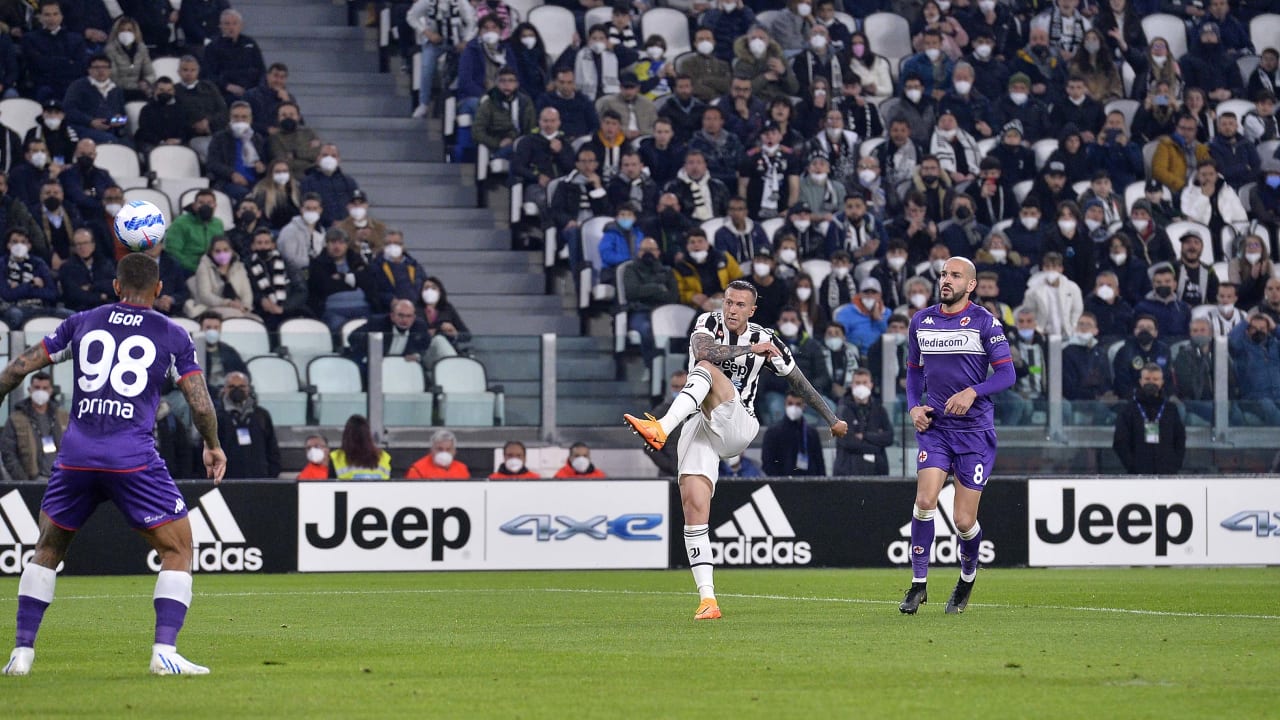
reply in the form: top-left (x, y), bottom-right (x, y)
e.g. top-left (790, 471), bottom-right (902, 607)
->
top-left (31, 371), bottom-right (52, 384)
top-left (116, 252), bottom-right (160, 294)
top-left (600, 109), bottom-right (623, 123)
top-left (497, 66), bottom-right (517, 79)
top-left (502, 440), bottom-right (526, 455)
top-left (88, 53), bottom-right (110, 67)
top-left (302, 191), bottom-right (323, 205)
top-left (268, 62), bottom-right (289, 74)
top-left (725, 279), bottom-right (758, 302)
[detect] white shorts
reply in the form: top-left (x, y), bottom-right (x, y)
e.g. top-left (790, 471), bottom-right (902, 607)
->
top-left (677, 394), bottom-right (760, 489)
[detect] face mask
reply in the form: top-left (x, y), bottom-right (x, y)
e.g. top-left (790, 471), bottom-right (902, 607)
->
top-left (937, 0), bottom-right (951, 9)
top-left (922, 174), bottom-right (939, 185)
top-left (828, 266), bottom-right (848, 281)
top-left (954, 205), bottom-right (972, 222)
top-left (197, 205), bottom-right (215, 221)
top-left (1132, 218), bottom-right (1149, 233)
top-left (860, 296), bottom-right (878, 311)
top-left (29, 389), bottom-right (50, 406)
top-left (696, 40), bottom-right (714, 56)
top-left (482, 31), bottom-right (501, 46)
top-left (1057, 219), bottom-right (1077, 235)
top-left (793, 219), bottom-right (811, 232)
top-left (274, 172), bottom-right (290, 185)
top-left (722, 0), bottom-right (736, 9)
top-left (1017, 327), bottom-right (1035, 342)
top-left (504, 457), bottom-right (524, 473)
top-left (905, 88), bottom-right (923, 103)
top-left (118, 30), bottom-right (136, 46)
top-left (824, 336), bottom-right (844, 352)
top-left (931, 258), bottom-right (946, 273)
top-left (762, 142), bottom-right (780, 155)
top-left (349, 206), bottom-right (368, 221)
top-left (213, 250), bottom-right (232, 265)
top-left (1042, 270), bottom-right (1061, 283)
top-left (423, 287), bottom-right (441, 305)
top-left (646, 45), bottom-right (664, 60)
top-left (31, 152), bottom-right (48, 167)
top-left (796, 286), bottom-right (812, 301)
top-left (1154, 285), bottom-right (1173, 299)
top-left (1251, 329), bottom-right (1270, 344)
top-left (570, 456), bottom-right (591, 474)
top-left (1191, 335), bottom-right (1211, 348)
top-left (909, 292), bottom-right (928, 308)
top-left (1070, 332), bottom-right (1094, 346)
top-left (925, 14), bottom-right (940, 23)
top-left (887, 255), bottom-right (907, 271)
top-left (302, 210), bottom-right (321, 225)
top-left (1140, 382), bottom-right (1162, 398)
top-left (641, 252), bottom-right (659, 264)
top-left (279, 117), bottom-right (298, 133)
top-left (433, 451), bottom-right (453, 467)
top-left (810, 35), bottom-right (828, 51)
top-left (44, 116), bottom-right (62, 130)
top-left (989, 248), bottom-right (1008, 263)
top-left (156, 93), bottom-right (174, 105)
top-left (307, 447), bottom-right (327, 465)
top-left (851, 383), bottom-right (872, 401)
top-left (924, 47), bottom-right (941, 62)
top-left (686, 249), bottom-right (708, 264)
top-left (1152, 54), bottom-right (1167, 66)
top-left (796, 2), bottom-right (812, 16)
top-left (1110, 252), bottom-right (1127, 266)
top-left (974, 44), bottom-right (992, 59)
top-left (826, 127), bottom-right (842, 140)
top-left (1084, 40), bottom-right (1100, 54)
top-left (1247, 252), bottom-right (1263, 264)
top-left (318, 156), bottom-right (339, 173)
top-left (230, 121), bottom-right (251, 137)
top-left (779, 321), bottom-right (800, 337)
top-left (858, 169), bottom-right (877, 186)
top-left (810, 172), bottom-right (828, 184)
top-left (779, 248), bottom-right (797, 263)
top-left (522, 36), bottom-right (538, 49)
top-left (978, 0), bottom-right (995, 11)
top-left (105, 202), bottom-right (122, 216)
top-left (1085, 218), bottom-right (1102, 232)
top-left (1010, 92), bottom-right (1028, 106)
top-left (1267, 175), bottom-right (1280, 189)
top-left (9, 241), bottom-right (28, 259)
top-left (1095, 284), bottom-right (1116, 301)
top-left (753, 261), bottom-right (772, 277)
top-left (203, 328), bottom-right (220, 345)
top-left (938, 128), bottom-right (958, 141)
top-left (785, 405), bottom-right (805, 421)
top-left (953, 80), bottom-right (972, 95)
top-left (384, 243), bottom-right (404, 260)
top-left (749, 37), bottom-right (767, 57)
top-left (852, 42), bottom-right (866, 57)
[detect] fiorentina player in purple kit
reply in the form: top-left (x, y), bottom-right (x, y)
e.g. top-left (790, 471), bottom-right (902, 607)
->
top-left (0, 254), bottom-right (226, 676)
top-left (899, 257), bottom-right (1015, 615)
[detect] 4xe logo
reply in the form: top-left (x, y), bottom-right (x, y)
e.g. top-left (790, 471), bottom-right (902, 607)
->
top-left (1035, 487), bottom-right (1192, 556)
top-left (1220, 511), bottom-right (1280, 536)
top-left (0, 490), bottom-right (41, 575)
top-left (711, 485), bottom-right (811, 565)
top-left (500, 514), bottom-right (662, 541)
top-left (888, 483), bottom-right (995, 566)
top-left (153, 488), bottom-right (263, 572)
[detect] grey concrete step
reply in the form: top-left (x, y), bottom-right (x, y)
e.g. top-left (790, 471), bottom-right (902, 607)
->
top-left (400, 228), bottom-right (508, 249)
top-left (343, 160), bottom-right (472, 181)
top-left (555, 356), bottom-right (616, 381)
top-left (463, 311), bottom-right (578, 335)
top-left (364, 206), bottom-right (489, 224)
top-left (239, 2), bottom-right (347, 27)
top-left (557, 379), bottom-right (648, 396)
top-left (253, 26), bottom-right (367, 41)
top-left (289, 71), bottom-right (400, 87)
top-left (435, 273), bottom-right (544, 295)
top-left (416, 250), bottom-right (539, 267)
top-left (309, 136), bottom-right (435, 162)
top-left (472, 353), bottom-right (540, 382)
top-left (558, 399), bottom-right (646, 427)
top-left (267, 50), bottom-right (378, 74)
top-left (291, 93), bottom-right (403, 116)
top-left (358, 184), bottom-right (476, 209)
top-left (504, 398), bottom-right (539, 426)
top-left (451, 293), bottom-right (561, 312)
top-left (305, 116), bottom-right (423, 132)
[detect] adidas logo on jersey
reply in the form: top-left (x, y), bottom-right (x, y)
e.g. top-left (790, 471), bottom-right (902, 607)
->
top-left (147, 489), bottom-right (262, 573)
top-left (0, 490), bottom-right (43, 575)
top-left (886, 483), bottom-right (995, 566)
top-left (710, 485), bottom-right (812, 565)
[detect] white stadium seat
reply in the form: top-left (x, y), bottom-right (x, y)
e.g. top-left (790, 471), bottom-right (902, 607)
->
top-left (278, 318), bottom-right (335, 378)
top-left (432, 356), bottom-right (503, 426)
top-left (309, 356), bottom-right (367, 426)
top-left (247, 356), bottom-right (308, 425)
top-left (382, 356), bottom-right (433, 426)
top-left (220, 317), bottom-right (271, 358)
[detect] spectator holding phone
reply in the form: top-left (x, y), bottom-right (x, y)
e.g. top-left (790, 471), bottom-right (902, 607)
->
top-left (62, 53), bottom-right (132, 147)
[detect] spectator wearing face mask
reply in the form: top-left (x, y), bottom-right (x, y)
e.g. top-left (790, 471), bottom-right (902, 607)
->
top-left (762, 392), bottom-right (827, 476)
top-left (833, 368), bottom-right (893, 475)
top-left (1, 229), bottom-right (60, 327)
top-left (817, 250), bottom-right (857, 317)
top-left (206, 101), bottom-right (266, 202)
top-left (1021, 251), bottom-right (1083, 339)
top-left (489, 440), bottom-right (541, 479)
top-left (186, 235), bottom-right (259, 320)
top-left (216, 372), bottom-right (281, 480)
top-left (0, 372), bottom-right (68, 483)
top-left (334, 190), bottom-right (387, 257)
top-left (757, 307), bottom-right (830, 423)
top-left (834, 277), bottom-right (891, 355)
top-left (553, 442), bottom-right (607, 478)
top-left (166, 189), bottom-right (226, 273)
top-left (1134, 263), bottom-right (1192, 338)
top-left (700, 0), bottom-right (756, 62)
top-left (300, 143), bottom-right (360, 225)
top-left (1113, 363), bottom-right (1185, 474)
top-left (194, 312), bottom-right (249, 393)
top-left (244, 228), bottom-right (305, 332)
top-left (718, 453), bottom-right (765, 478)
top-left (407, 429), bottom-right (471, 479)
top-left (1229, 312), bottom-right (1280, 425)
top-left (1061, 311), bottom-right (1115, 417)
top-left (297, 434), bottom-right (335, 480)
top-left (1173, 317), bottom-right (1240, 426)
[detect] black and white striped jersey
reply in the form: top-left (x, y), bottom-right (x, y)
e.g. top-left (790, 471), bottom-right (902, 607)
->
top-left (689, 311), bottom-right (797, 416)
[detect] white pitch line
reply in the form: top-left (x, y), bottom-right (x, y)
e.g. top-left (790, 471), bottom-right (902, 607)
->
top-left (8, 586), bottom-right (1278, 621)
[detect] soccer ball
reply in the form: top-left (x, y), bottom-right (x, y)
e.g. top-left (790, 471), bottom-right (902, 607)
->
top-left (114, 200), bottom-right (168, 252)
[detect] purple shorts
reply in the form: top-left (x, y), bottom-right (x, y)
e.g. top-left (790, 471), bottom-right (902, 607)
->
top-left (915, 429), bottom-right (998, 491)
top-left (42, 462), bottom-right (188, 531)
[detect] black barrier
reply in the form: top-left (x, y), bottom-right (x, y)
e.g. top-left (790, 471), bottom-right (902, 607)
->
top-left (667, 479), bottom-right (1028, 569)
top-left (0, 482), bottom-right (297, 576)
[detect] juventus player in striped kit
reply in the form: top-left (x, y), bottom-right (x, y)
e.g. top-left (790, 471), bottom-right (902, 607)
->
top-left (625, 281), bottom-right (847, 620)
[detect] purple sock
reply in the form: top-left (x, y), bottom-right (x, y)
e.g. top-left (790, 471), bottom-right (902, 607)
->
top-left (959, 524), bottom-right (983, 577)
top-left (15, 596), bottom-right (50, 648)
top-left (153, 598), bottom-right (188, 646)
top-left (910, 515), bottom-right (935, 581)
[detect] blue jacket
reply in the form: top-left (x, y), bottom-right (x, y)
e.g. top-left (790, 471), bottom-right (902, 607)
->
top-left (372, 254), bottom-right (425, 311)
top-left (535, 90), bottom-right (598, 139)
top-left (1086, 140), bottom-right (1144, 191)
top-left (300, 167), bottom-right (360, 225)
top-left (59, 164), bottom-right (116, 218)
top-left (699, 7), bottom-right (756, 61)
top-left (456, 39), bottom-right (518, 101)
top-left (598, 222), bottom-right (644, 271)
top-left (1208, 135), bottom-right (1261, 190)
top-left (899, 53), bottom-right (954, 95)
top-left (62, 77), bottom-right (127, 130)
top-left (834, 303), bottom-right (892, 354)
top-left (1133, 293), bottom-right (1191, 338)
top-left (59, 252), bottom-right (115, 311)
top-left (0, 254), bottom-right (58, 304)
top-left (22, 27), bottom-right (87, 97)
top-left (1229, 322), bottom-right (1280, 402)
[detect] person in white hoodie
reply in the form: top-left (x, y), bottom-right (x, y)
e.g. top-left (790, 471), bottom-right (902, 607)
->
top-left (1021, 251), bottom-right (1083, 339)
top-left (1179, 159), bottom-right (1248, 260)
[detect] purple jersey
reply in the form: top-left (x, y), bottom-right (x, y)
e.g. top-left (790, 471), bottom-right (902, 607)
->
top-left (41, 302), bottom-right (201, 471)
top-left (906, 301), bottom-right (1012, 432)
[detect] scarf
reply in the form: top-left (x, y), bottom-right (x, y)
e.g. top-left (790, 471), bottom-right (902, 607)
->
top-left (677, 169), bottom-right (714, 221)
top-left (824, 271), bottom-right (855, 312)
top-left (802, 50), bottom-right (842, 92)
top-left (248, 250), bottom-right (288, 304)
top-left (1048, 7), bottom-right (1085, 53)
top-left (6, 256), bottom-right (34, 289)
top-left (757, 147), bottom-right (787, 215)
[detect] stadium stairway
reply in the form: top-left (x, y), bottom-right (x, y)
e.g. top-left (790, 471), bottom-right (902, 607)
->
top-left (246, 0), bottom-right (652, 435)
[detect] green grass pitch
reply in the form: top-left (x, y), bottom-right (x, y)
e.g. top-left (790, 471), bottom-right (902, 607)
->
top-left (2, 568), bottom-right (1277, 718)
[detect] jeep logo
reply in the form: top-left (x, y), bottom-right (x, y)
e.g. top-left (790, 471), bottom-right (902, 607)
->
top-left (1035, 488), bottom-right (1192, 556)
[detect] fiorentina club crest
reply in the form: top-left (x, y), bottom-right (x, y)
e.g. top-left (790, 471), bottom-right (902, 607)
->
top-left (918, 450), bottom-right (928, 464)
top-left (959, 316), bottom-right (970, 327)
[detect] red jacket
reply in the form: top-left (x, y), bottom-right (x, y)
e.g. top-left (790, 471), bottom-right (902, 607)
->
top-left (488, 468), bottom-right (541, 480)
top-left (406, 457), bottom-right (471, 479)
top-left (552, 463), bottom-right (607, 479)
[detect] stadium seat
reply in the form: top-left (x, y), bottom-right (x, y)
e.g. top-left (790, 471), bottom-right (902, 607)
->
top-left (381, 356), bottom-right (433, 426)
top-left (1106, 339), bottom-right (1124, 365)
top-left (278, 318), bottom-right (335, 375)
top-left (1032, 139), bottom-right (1058, 170)
top-left (1141, 140), bottom-right (1160, 177)
top-left (802, 258), bottom-right (831, 289)
top-left (21, 316), bottom-right (62, 346)
top-left (651, 303), bottom-right (696, 389)
top-left (125, 100), bottom-right (144, 137)
top-left (1124, 180), bottom-right (1171, 213)
top-left (432, 356), bottom-right (504, 426)
top-left (584, 5), bottom-right (612, 29)
top-left (863, 13), bottom-right (911, 65)
top-left (612, 258), bottom-right (640, 350)
top-left (220, 317), bottom-right (271, 358)
top-left (475, 140), bottom-right (509, 207)
top-left (156, 176), bottom-right (210, 213)
top-left (529, 6), bottom-right (575, 60)
top-left (308, 356), bottom-right (367, 426)
top-left (991, 218), bottom-right (1014, 235)
top-left (579, 215), bottom-right (615, 308)
top-left (49, 357), bottom-right (73, 405)
top-left (1141, 14), bottom-right (1187, 60)
top-left (700, 217), bottom-right (726, 239)
top-left (171, 316), bottom-right (201, 336)
top-left (760, 217), bottom-right (786, 243)
top-left (94, 144), bottom-right (141, 179)
top-left (1216, 99), bottom-right (1255, 124)
top-left (1250, 14), bottom-right (1280, 56)
top-left (976, 137), bottom-right (997, 158)
top-left (178, 188), bottom-right (234, 227)
top-left (853, 258), bottom-right (878, 285)
top-left (1259, 140), bottom-right (1279, 163)
top-left (1238, 182), bottom-right (1256, 214)
top-left (152, 57), bottom-right (180, 81)
top-left (123, 187), bottom-right (173, 223)
top-left (340, 318), bottom-right (367, 350)
top-left (1165, 221), bottom-right (1214, 265)
top-left (834, 11), bottom-right (857, 34)
top-left (1072, 180), bottom-right (1090, 197)
top-left (642, 8), bottom-right (692, 57)
top-left (1012, 180), bottom-right (1033, 204)
top-left (1237, 55), bottom-right (1261, 88)
top-left (860, 136), bottom-right (885, 158)
top-left (543, 177), bottom-right (563, 270)
top-left (0, 98), bottom-right (41, 138)
top-left (149, 145), bottom-right (201, 178)
top-left (755, 10), bottom-right (781, 29)
top-left (1120, 62), bottom-right (1135, 98)
top-left (673, 52), bottom-right (701, 76)
top-left (0, 355), bottom-right (6, 418)
top-left (1104, 99), bottom-right (1139, 134)
top-left (504, 0), bottom-right (543, 23)
top-left (246, 356), bottom-right (308, 425)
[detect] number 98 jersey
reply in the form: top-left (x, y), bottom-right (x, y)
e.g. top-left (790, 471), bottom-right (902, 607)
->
top-left (41, 302), bottom-right (202, 471)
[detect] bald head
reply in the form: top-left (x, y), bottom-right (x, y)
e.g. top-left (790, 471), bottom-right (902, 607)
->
top-left (939, 257), bottom-right (978, 307)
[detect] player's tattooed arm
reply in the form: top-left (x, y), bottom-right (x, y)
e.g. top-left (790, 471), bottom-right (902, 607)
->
top-left (785, 366), bottom-right (841, 426)
top-left (0, 345), bottom-right (52, 400)
top-left (179, 373), bottom-right (221, 450)
top-left (690, 333), bottom-right (754, 364)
